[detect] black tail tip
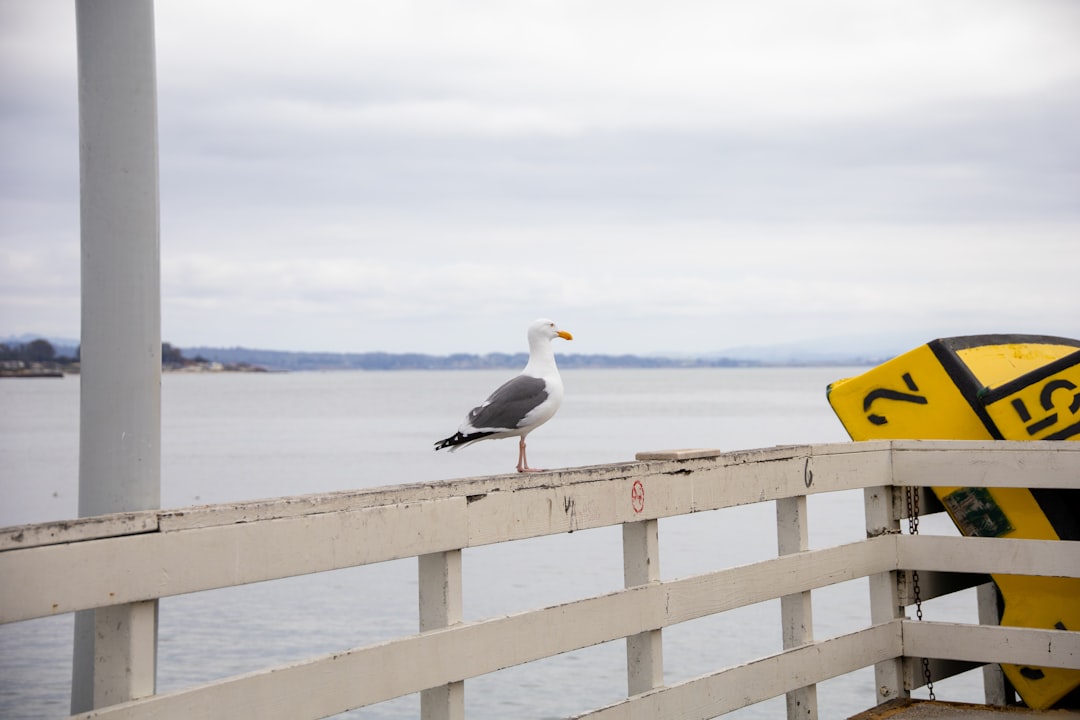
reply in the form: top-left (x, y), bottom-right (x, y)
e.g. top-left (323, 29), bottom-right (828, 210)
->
top-left (434, 432), bottom-right (465, 451)
top-left (434, 431), bottom-right (492, 451)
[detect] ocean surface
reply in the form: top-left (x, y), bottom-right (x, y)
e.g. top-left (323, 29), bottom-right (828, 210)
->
top-left (0, 368), bottom-right (981, 719)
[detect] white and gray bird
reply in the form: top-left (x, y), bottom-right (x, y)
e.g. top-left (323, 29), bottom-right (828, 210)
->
top-left (434, 318), bottom-right (573, 473)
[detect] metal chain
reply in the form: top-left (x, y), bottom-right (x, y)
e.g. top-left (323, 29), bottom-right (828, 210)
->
top-left (906, 487), bottom-right (936, 701)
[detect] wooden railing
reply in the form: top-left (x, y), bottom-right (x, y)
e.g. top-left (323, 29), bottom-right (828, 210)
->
top-left (2, 440), bottom-right (1078, 719)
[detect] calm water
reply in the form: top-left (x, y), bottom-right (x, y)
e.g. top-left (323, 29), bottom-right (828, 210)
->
top-left (0, 368), bottom-right (979, 719)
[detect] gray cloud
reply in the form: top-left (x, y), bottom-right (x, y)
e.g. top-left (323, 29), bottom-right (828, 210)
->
top-left (2, 1), bottom-right (1079, 353)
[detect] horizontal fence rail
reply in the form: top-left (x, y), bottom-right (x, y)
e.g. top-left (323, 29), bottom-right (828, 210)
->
top-left (2, 440), bottom-right (1079, 719)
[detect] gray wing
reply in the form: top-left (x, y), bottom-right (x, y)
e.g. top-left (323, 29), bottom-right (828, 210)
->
top-left (466, 375), bottom-right (548, 430)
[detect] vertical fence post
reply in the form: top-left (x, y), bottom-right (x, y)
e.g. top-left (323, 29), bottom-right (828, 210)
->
top-left (419, 551), bottom-right (464, 720)
top-left (623, 519), bottom-right (663, 695)
top-left (72, 0), bottom-right (161, 712)
top-left (777, 495), bottom-right (818, 719)
top-left (864, 485), bottom-right (908, 705)
top-left (977, 582), bottom-right (1010, 706)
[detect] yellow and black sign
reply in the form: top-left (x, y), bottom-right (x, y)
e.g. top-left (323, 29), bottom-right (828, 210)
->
top-left (827, 334), bottom-right (1080, 710)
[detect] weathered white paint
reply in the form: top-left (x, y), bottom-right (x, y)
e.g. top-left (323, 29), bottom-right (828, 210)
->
top-left (419, 550), bottom-right (464, 720)
top-left (573, 623), bottom-right (905, 720)
top-left (904, 621), bottom-right (1080, 670)
top-left (777, 495), bottom-right (817, 719)
top-left (623, 519), bottom-right (663, 695)
top-left (0, 512), bottom-right (158, 551)
top-left (891, 441), bottom-right (1080, 489)
top-left (2, 441), bottom-right (1079, 719)
top-left (898, 535), bottom-right (1078, 577)
top-left (863, 482), bottom-right (907, 704)
top-left (0, 497), bottom-right (471, 623)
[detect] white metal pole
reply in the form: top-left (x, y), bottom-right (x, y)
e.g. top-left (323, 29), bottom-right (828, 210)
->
top-left (72, 0), bottom-right (161, 712)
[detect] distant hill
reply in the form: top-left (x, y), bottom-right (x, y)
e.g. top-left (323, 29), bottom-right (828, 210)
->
top-left (181, 346), bottom-right (764, 372)
top-left (3, 334), bottom-right (887, 371)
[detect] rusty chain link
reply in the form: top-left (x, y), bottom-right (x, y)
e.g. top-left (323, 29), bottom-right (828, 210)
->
top-left (906, 486), bottom-right (936, 701)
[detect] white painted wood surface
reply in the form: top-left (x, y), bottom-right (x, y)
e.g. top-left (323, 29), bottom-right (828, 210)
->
top-left (777, 495), bottom-right (817, 719)
top-left (622, 519), bottom-right (663, 696)
top-left (863, 482), bottom-right (907, 704)
top-left (573, 623), bottom-right (904, 720)
top-left (419, 551), bottom-right (464, 720)
top-left (2, 441), bottom-right (1079, 719)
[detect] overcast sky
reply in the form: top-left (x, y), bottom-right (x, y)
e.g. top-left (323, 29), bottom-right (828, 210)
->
top-left (2, 1), bottom-right (1078, 356)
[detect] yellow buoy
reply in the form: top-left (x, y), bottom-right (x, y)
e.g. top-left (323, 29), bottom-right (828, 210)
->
top-left (827, 334), bottom-right (1080, 710)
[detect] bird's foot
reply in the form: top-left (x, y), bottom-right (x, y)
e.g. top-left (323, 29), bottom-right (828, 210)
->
top-left (516, 466), bottom-right (546, 473)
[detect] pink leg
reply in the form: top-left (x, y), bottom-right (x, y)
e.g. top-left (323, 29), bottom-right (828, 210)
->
top-left (516, 437), bottom-right (544, 473)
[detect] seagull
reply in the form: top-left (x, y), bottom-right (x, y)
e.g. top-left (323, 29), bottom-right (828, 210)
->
top-left (435, 318), bottom-right (573, 473)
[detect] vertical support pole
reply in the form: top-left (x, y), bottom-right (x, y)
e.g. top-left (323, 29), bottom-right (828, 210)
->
top-left (89, 602), bottom-right (160, 708)
top-left (777, 495), bottom-right (818, 719)
top-left (623, 519), bottom-right (663, 695)
top-left (72, 0), bottom-right (161, 713)
top-left (864, 486), bottom-right (908, 706)
top-left (419, 551), bottom-right (464, 720)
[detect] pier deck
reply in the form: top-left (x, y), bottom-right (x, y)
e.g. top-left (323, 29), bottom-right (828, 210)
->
top-left (850, 699), bottom-right (1080, 718)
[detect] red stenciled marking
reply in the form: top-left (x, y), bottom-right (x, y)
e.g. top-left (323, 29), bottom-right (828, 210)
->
top-left (631, 480), bottom-right (645, 513)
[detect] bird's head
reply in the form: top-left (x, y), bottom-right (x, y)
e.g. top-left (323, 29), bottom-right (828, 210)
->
top-left (530, 318), bottom-right (573, 343)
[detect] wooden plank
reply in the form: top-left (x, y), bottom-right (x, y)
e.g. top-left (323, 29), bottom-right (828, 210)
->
top-left (897, 536), bottom-right (1080, 578)
top-left (70, 582), bottom-right (666, 720)
top-left (157, 461), bottom-right (646, 532)
top-left (663, 536), bottom-right (894, 626)
top-left (891, 439), bottom-right (1080, 454)
top-left (635, 448), bottom-right (724, 461)
top-left (689, 447), bottom-right (892, 514)
top-left (0, 442), bottom-right (889, 551)
top-left (892, 441), bottom-right (1080, 490)
top-left (0, 463), bottom-right (645, 547)
top-left (571, 622), bottom-right (903, 720)
top-left (1, 497), bottom-right (470, 623)
top-left (9, 440), bottom-right (1075, 545)
top-left (903, 621), bottom-right (1080, 670)
top-left (0, 511), bottom-right (157, 551)
top-left (463, 472), bottom-right (692, 545)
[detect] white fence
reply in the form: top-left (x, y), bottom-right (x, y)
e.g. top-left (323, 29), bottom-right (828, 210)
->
top-left (2, 440), bottom-right (1079, 719)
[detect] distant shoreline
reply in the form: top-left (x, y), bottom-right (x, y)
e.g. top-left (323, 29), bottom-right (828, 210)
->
top-left (2, 337), bottom-right (888, 375)
top-left (181, 346), bottom-right (883, 373)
